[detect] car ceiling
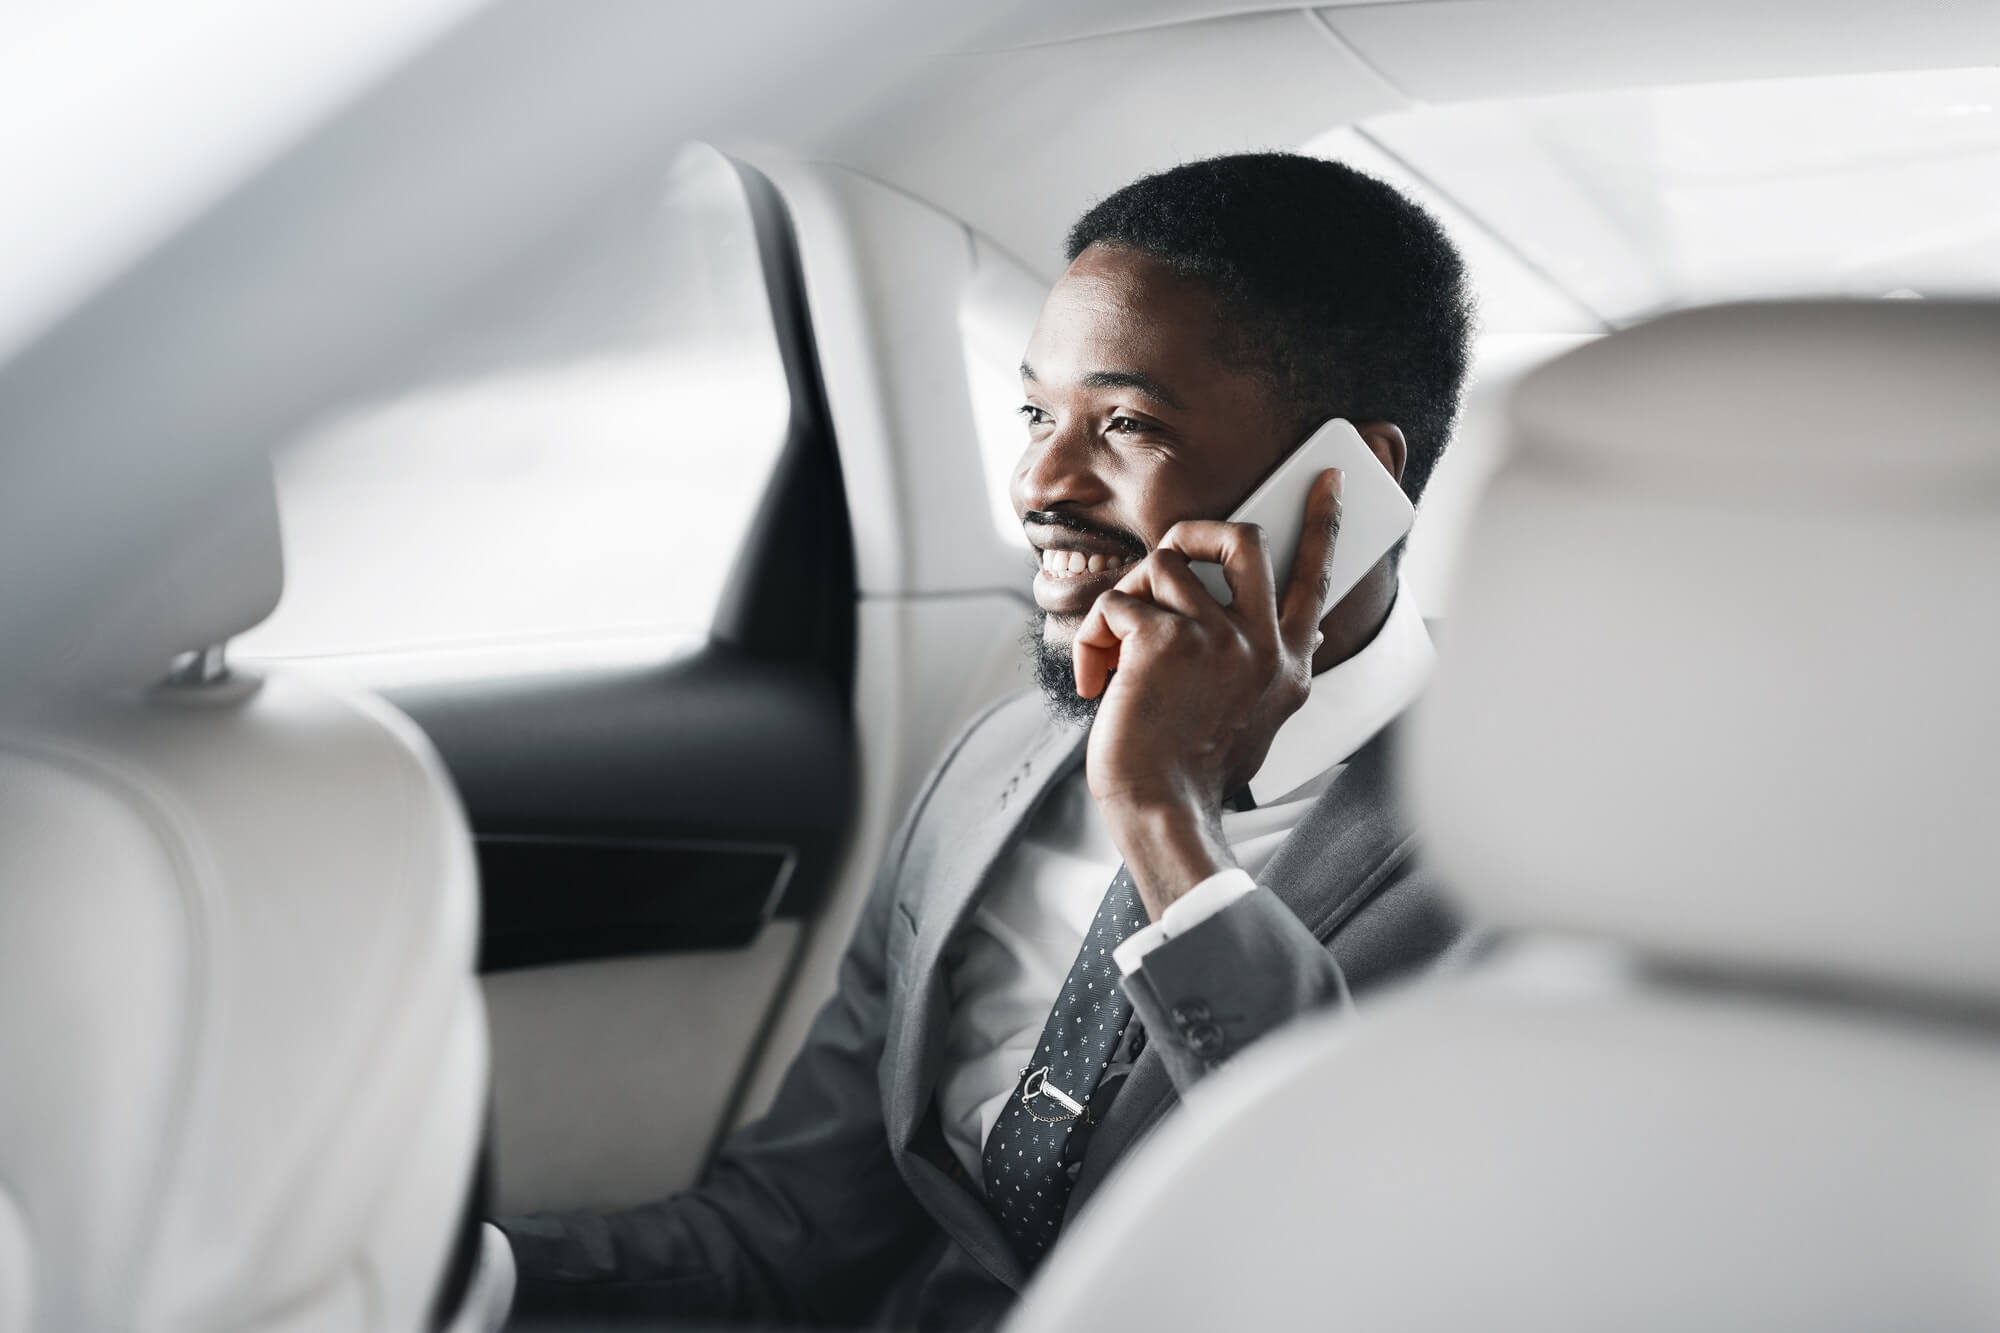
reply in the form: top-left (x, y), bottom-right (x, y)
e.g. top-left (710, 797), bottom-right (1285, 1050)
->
top-left (1, 0), bottom-right (1995, 695)
top-left (803, 0), bottom-right (2000, 281)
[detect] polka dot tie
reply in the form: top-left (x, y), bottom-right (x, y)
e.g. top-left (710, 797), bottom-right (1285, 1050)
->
top-left (981, 865), bottom-right (1151, 1269)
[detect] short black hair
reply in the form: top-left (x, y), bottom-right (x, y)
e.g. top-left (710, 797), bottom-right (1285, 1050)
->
top-left (1065, 152), bottom-right (1475, 504)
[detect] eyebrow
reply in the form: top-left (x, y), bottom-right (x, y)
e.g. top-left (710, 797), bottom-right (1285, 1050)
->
top-left (1019, 360), bottom-right (1184, 412)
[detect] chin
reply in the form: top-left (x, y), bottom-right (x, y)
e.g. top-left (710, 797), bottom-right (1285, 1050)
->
top-left (1024, 609), bottom-right (1099, 728)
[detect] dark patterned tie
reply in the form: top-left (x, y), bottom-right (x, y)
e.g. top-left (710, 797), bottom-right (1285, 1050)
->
top-left (981, 865), bottom-right (1151, 1267)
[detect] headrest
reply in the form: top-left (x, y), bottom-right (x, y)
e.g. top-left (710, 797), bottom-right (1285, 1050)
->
top-left (55, 463), bottom-right (284, 690)
top-left (1412, 301), bottom-right (2000, 1005)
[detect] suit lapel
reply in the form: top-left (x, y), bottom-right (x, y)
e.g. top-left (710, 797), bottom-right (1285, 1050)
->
top-left (883, 705), bottom-right (1088, 1290)
top-left (1064, 724), bottom-right (1412, 1221)
top-left (884, 715), bottom-right (1410, 1267)
top-left (1253, 722), bottom-right (1412, 938)
top-left (888, 714), bottom-right (1087, 1150)
top-left (1061, 1047), bottom-right (1177, 1221)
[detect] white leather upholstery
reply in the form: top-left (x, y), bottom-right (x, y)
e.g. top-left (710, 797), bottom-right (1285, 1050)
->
top-left (1415, 300), bottom-right (2000, 1003)
top-left (1009, 301), bottom-right (2000, 1332)
top-left (0, 473), bottom-right (487, 1332)
top-left (1013, 961), bottom-right (2000, 1332)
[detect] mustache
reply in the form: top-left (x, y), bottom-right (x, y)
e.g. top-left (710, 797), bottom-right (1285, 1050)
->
top-left (1020, 509), bottom-right (1148, 559)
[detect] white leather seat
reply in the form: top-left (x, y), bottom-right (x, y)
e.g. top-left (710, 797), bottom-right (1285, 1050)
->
top-left (0, 468), bottom-right (492, 1332)
top-left (1009, 301), bottom-right (2000, 1332)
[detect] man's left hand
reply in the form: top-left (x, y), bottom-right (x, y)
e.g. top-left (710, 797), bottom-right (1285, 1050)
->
top-left (1073, 468), bottom-right (1344, 919)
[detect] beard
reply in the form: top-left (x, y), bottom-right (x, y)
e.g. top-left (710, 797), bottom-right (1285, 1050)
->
top-left (1025, 608), bottom-right (1101, 728)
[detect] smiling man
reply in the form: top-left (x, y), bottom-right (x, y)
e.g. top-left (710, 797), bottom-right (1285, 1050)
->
top-left (497, 152), bottom-right (1477, 1330)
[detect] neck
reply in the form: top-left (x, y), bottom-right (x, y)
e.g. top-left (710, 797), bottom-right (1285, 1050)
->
top-left (1309, 560), bottom-right (1397, 675)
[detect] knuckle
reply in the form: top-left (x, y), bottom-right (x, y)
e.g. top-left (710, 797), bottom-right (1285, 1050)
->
top-left (1283, 673), bottom-right (1310, 710)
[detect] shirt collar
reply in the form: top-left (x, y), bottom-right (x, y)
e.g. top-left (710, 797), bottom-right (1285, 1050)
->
top-left (1247, 580), bottom-right (1435, 806)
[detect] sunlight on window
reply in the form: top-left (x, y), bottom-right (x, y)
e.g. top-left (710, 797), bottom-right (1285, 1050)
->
top-left (1353, 66), bottom-right (2000, 324)
top-left (959, 236), bottom-right (1045, 551)
top-left (236, 143), bottom-right (791, 683)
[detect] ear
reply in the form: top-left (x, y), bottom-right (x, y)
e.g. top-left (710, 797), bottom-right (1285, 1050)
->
top-left (1352, 420), bottom-right (1408, 484)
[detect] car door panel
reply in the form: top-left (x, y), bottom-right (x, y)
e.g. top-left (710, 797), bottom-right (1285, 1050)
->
top-left (375, 153), bottom-right (861, 1213)
top-left (479, 926), bottom-right (802, 1212)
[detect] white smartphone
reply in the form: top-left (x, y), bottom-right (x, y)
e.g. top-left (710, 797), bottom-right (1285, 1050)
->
top-left (1190, 418), bottom-right (1416, 609)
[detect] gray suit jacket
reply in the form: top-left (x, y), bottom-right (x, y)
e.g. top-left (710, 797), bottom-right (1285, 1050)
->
top-left (499, 690), bottom-right (1465, 1329)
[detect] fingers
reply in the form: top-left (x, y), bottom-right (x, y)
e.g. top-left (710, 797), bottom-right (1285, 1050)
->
top-left (1073, 589), bottom-right (1180, 698)
top-left (1277, 469), bottom-right (1343, 658)
top-left (1123, 547), bottom-right (1222, 622)
top-left (1156, 519), bottom-right (1276, 623)
top-left (1072, 599), bottom-right (1116, 698)
top-left (1072, 556), bottom-right (1181, 695)
top-left (1073, 499), bottom-right (1320, 699)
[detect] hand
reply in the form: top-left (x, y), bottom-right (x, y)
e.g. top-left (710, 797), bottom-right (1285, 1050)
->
top-left (1073, 468), bottom-right (1344, 917)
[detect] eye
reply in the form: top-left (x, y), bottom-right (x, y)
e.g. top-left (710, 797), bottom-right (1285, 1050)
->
top-left (1018, 404), bottom-right (1052, 428)
top-left (1107, 414), bottom-right (1146, 435)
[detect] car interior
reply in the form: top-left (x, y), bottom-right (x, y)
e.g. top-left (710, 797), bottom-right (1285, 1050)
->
top-left (0, 1), bottom-right (1995, 1329)
top-left (1012, 297), bottom-right (2000, 1332)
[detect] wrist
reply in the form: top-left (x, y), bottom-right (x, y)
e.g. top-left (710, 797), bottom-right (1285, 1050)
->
top-left (1100, 795), bottom-right (1233, 918)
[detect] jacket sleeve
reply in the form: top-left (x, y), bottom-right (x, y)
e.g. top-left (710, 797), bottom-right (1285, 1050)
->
top-left (1117, 862), bottom-right (1463, 1093)
top-left (494, 812), bottom-right (936, 1326)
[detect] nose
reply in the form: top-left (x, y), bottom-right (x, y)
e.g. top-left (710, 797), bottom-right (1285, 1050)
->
top-left (1012, 417), bottom-right (1112, 518)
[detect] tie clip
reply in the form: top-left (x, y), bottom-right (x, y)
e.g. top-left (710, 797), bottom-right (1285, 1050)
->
top-left (1018, 1065), bottom-right (1090, 1123)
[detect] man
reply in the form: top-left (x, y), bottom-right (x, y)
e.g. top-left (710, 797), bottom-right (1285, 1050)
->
top-left (496, 152), bottom-right (1477, 1328)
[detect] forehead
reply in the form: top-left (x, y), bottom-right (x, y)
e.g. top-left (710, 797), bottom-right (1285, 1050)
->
top-left (1022, 245), bottom-right (1228, 390)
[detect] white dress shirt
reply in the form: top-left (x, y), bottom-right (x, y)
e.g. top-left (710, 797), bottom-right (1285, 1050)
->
top-left (937, 586), bottom-right (1436, 1186)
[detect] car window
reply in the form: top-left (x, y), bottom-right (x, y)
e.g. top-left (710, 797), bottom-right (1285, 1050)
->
top-left (1307, 66), bottom-right (2000, 612)
top-left (958, 235), bottom-right (1046, 551)
top-left (234, 142), bottom-right (790, 685)
top-left (1331, 66), bottom-right (2000, 324)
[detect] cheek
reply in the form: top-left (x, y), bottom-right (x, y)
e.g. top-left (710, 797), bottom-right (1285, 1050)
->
top-left (1129, 464), bottom-right (1221, 540)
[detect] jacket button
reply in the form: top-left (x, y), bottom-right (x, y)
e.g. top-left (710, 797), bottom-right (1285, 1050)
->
top-left (1126, 1022), bottom-right (1147, 1058)
top-left (1186, 1022), bottom-right (1226, 1058)
top-left (1169, 1002), bottom-right (1211, 1027)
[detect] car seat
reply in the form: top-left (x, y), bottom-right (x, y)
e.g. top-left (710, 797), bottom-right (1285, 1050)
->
top-left (0, 466), bottom-right (499, 1331)
top-left (1008, 300), bottom-right (2000, 1332)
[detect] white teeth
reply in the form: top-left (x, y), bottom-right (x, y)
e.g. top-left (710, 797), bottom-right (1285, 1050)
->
top-left (1039, 548), bottom-right (1137, 577)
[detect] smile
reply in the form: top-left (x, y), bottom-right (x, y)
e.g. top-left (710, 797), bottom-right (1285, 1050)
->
top-left (1036, 547), bottom-right (1139, 580)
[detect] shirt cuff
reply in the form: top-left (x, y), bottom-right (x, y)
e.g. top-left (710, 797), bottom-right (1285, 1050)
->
top-left (1113, 868), bottom-right (1258, 975)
